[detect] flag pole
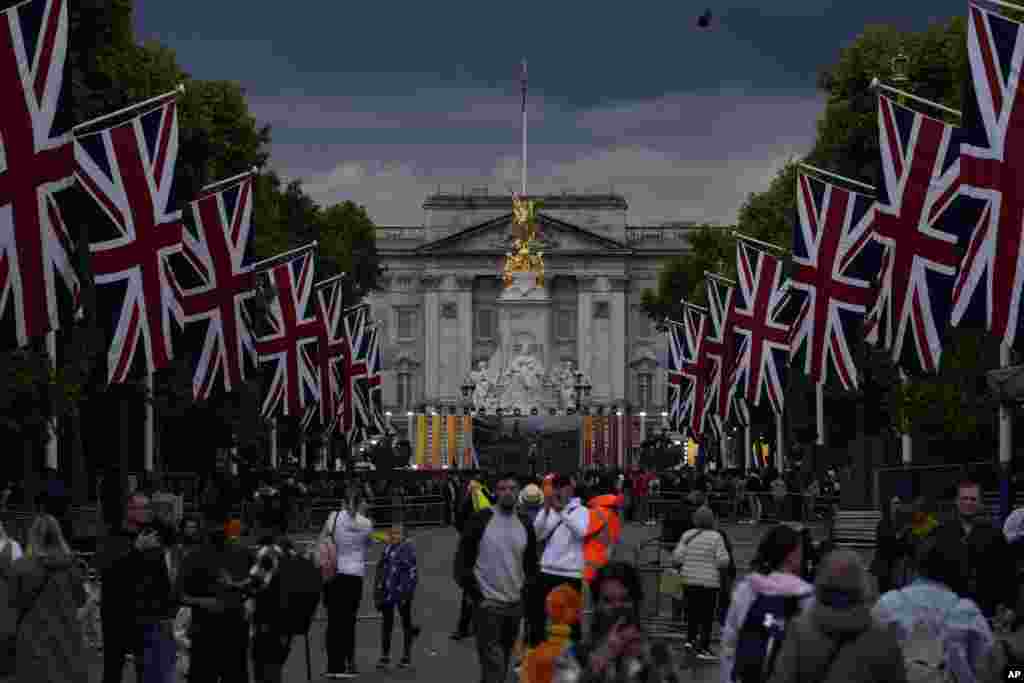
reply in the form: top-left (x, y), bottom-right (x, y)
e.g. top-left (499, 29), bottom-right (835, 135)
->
top-left (521, 59), bottom-right (528, 196)
top-left (1000, 343), bottom-right (1013, 522)
top-left (899, 369), bottom-right (913, 465)
top-left (144, 373), bottom-right (154, 472)
top-left (269, 418), bottom-right (278, 469)
top-left (775, 408), bottom-right (785, 470)
top-left (815, 382), bottom-right (825, 448)
top-left (45, 331), bottom-right (58, 471)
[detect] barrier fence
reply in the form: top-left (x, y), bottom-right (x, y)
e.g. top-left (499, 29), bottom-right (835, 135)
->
top-left (645, 492), bottom-right (841, 527)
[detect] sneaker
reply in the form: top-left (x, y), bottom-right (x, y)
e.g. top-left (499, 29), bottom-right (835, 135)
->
top-left (697, 648), bottom-right (718, 661)
top-left (376, 657), bottom-right (390, 671)
top-left (323, 673), bottom-right (344, 680)
top-left (338, 664), bottom-right (359, 678)
top-left (398, 656), bottom-right (411, 669)
top-left (449, 631), bottom-right (470, 641)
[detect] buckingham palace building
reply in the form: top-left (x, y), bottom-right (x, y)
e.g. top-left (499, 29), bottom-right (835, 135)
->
top-left (365, 189), bottom-right (703, 467)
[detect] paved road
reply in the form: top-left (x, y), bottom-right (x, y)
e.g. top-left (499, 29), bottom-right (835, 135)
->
top-left (98, 519), bottom-right (844, 682)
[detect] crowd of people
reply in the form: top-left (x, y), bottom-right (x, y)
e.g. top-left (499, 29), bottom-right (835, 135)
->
top-left (0, 462), bottom-right (1021, 683)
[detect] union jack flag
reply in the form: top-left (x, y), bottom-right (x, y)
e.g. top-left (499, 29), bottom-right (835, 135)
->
top-left (865, 95), bottom-right (964, 374)
top-left (791, 171), bottom-right (879, 389)
top-left (73, 90), bottom-right (184, 383)
top-left (251, 244), bottom-right (320, 418)
top-left (0, 0), bottom-right (78, 349)
top-left (311, 274), bottom-right (351, 436)
top-left (705, 273), bottom-right (743, 428)
top-left (677, 302), bottom-right (717, 440)
top-left (338, 303), bottom-right (371, 442)
top-left (666, 318), bottom-right (687, 432)
top-left (732, 239), bottom-right (790, 414)
top-left (951, 1), bottom-right (1024, 349)
top-left (172, 170), bottom-right (257, 399)
top-left (351, 323), bottom-right (386, 444)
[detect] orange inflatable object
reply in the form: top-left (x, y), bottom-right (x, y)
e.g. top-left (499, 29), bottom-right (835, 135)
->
top-left (542, 474), bottom-right (555, 499)
top-left (583, 494), bottom-right (624, 583)
top-left (522, 584), bottom-right (582, 683)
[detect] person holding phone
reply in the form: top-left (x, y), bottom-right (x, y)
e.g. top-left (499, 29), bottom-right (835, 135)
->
top-left (552, 561), bottom-right (684, 683)
top-left (530, 474), bottom-right (589, 647)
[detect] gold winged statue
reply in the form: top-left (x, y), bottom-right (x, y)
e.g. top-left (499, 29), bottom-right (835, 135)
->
top-left (504, 194), bottom-right (545, 287)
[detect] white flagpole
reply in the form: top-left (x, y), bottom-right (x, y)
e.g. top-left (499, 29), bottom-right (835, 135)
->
top-left (744, 424), bottom-right (752, 471)
top-left (815, 383), bottom-right (825, 447)
top-left (299, 440), bottom-right (306, 470)
top-left (1000, 342), bottom-right (1013, 467)
top-left (45, 331), bottom-right (59, 470)
top-left (775, 409), bottom-right (785, 470)
top-left (144, 373), bottom-right (154, 472)
top-left (269, 418), bottom-right (278, 469)
top-left (521, 59), bottom-right (528, 195)
top-left (899, 370), bottom-right (913, 465)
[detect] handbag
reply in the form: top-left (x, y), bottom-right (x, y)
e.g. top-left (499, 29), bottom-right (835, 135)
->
top-left (318, 509), bottom-right (340, 582)
top-left (661, 530), bottom-right (705, 596)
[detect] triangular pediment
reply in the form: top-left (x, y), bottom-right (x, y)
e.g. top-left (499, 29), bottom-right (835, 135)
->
top-left (415, 213), bottom-right (629, 254)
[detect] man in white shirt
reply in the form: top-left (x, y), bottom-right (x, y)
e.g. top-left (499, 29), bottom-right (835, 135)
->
top-left (528, 473), bottom-right (589, 646)
top-left (322, 497), bottom-right (373, 678)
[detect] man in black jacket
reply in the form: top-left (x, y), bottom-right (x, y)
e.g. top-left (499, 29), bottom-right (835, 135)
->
top-left (933, 479), bottom-right (1015, 618)
top-left (454, 473), bottom-right (539, 683)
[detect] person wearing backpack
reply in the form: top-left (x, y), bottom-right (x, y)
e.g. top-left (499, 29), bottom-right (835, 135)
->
top-left (719, 524), bottom-right (814, 683)
top-left (873, 536), bottom-right (995, 683)
top-left (767, 549), bottom-right (906, 683)
top-left (672, 505), bottom-right (730, 660)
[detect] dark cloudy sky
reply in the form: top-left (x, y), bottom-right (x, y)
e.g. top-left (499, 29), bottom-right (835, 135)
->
top-left (134, 1), bottom-right (962, 227)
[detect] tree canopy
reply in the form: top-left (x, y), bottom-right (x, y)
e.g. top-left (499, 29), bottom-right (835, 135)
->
top-left (641, 15), bottom-right (997, 446)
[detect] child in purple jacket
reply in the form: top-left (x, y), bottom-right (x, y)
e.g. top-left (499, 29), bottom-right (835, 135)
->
top-left (375, 526), bottom-right (422, 669)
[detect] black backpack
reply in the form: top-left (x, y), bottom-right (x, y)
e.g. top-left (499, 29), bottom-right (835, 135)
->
top-left (732, 592), bottom-right (808, 682)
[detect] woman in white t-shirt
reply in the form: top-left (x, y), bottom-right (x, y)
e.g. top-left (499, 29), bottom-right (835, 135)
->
top-left (321, 495), bottom-right (374, 678)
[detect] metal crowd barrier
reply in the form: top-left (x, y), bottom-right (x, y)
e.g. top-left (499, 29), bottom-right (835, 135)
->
top-left (645, 492), bottom-right (839, 527)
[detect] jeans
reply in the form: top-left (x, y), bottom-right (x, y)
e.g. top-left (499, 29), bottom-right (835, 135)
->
top-left (380, 600), bottom-right (415, 658)
top-left (141, 622), bottom-right (176, 683)
top-left (474, 600), bottom-right (523, 683)
top-left (684, 586), bottom-right (718, 651)
top-left (326, 573), bottom-right (363, 672)
top-left (456, 590), bottom-right (475, 635)
top-left (527, 574), bottom-right (583, 647)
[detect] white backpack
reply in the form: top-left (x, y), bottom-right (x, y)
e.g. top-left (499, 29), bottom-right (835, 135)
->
top-left (899, 596), bottom-right (956, 683)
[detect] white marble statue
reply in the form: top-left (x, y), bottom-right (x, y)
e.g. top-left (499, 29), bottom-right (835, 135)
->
top-left (499, 343), bottom-right (546, 413)
top-left (558, 361), bottom-right (577, 408)
top-left (470, 361), bottom-right (492, 411)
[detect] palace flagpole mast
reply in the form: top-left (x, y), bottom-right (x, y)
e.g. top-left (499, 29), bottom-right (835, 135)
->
top-left (521, 59), bottom-right (528, 195)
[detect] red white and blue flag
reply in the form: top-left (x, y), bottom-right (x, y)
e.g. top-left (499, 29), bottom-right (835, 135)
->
top-left (666, 317), bottom-right (688, 432)
top-left (677, 302), bottom-right (717, 440)
top-left (338, 303), bottom-right (371, 443)
top-left (790, 170), bottom-right (880, 389)
top-left (172, 170), bottom-right (257, 399)
top-left (352, 322), bottom-right (386, 443)
top-left (309, 274), bottom-right (352, 436)
top-left (73, 89), bottom-right (185, 383)
top-left (0, 0), bottom-right (78, 349)
top-left (251, 243), bottom-right (321, 418)
top-left (865, 94), bottom-right (965, 374)
top-left (951, 1), bottom-right (1024, 349)
top-left (705, 273), bottom-right (744, 437)
top-left (732, 238), bottom-right (791, 414)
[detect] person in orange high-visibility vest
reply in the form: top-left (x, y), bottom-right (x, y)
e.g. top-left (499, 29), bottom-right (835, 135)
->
top-left (583, 494), bottom-right (624, 584)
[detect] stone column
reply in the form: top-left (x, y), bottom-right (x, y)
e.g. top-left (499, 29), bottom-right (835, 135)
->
top-left (456, 275), bottom-right (475, 397)
top-left (609, 278), bottom-right (628, 405)
top-left (422, 275), bottom-right (441, 405)
top-left (576, 277), bottom-right (595, 384)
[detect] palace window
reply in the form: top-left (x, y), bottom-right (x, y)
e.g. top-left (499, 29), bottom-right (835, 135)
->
top-left (556, 309), bottom-right (577, 340)
top-left (475, 308), bottom-right (497, 341)
top-left (637, 372), bottom-right (653, 409)
top-left (396, 308), bottom-right (417, 341)
top-left (397, 372), bottom-right (414, 410)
